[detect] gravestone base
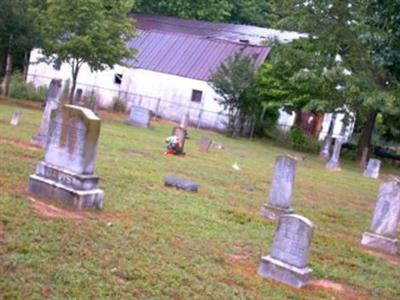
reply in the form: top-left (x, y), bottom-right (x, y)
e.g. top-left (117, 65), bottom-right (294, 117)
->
top-left (258, 255), bottom-right (312, 288)
top-left (319, 152), bottom-right (330, 161)
top-left (31, 134), bottom-right (47, 148)
top-left (28, 162), bottom-right (104, 210)
top-left (260, 204), bottom-right (293, 220)
top-left (361, 232), bottom-right (398, 255)
top-left (325, 161), bottom-right (341, 171)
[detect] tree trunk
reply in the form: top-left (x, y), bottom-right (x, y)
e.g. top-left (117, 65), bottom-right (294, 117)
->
top-left (357, 109), bottom-right (378, 168)
top-left (1, 52), bottom-right (13, 97)
top-left (23, 51), bottom-right (31, 80)
top-left (69, 65), bottom-right (79, 104)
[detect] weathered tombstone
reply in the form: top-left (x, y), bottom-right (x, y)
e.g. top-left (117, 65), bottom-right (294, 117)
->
top-left (319, 135), bottom-right (332, 160)
top-left (361, 179), bottom-right (400, 254)
top-left (127, 105), bottom-right (152, 128)
top-left (325, 138), bottom-right (342, 170)
top-left (28, 105), bottom-right (104, 210)
top-left (198, 136), bottom-right (212, 152)
top-left (31, 79), bottom-right (63, 147)
top-left (258, 214), bottom-right (314, 288)
top-left (363, 158), bottom-right (381, 179)
top-left (171, 126), bottom-right (187, 154)
top-left (73, 88), bottom-right (83, 105)
top-left (164, 176), bottom-right (198, 192)
top-left (180, 112), bottom-right (190, 130)
top-left (260, 155), bottom-right (296, 219)
top-left (10, 110), bottom-right (22, 126)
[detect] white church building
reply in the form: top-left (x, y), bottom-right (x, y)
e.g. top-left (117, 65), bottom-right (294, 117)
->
top-left (27, 14), bottom-right (352, 138)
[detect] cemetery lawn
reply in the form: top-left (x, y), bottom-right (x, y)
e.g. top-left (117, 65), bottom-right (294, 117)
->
top-left (1, 99), bottom-right (400, 300)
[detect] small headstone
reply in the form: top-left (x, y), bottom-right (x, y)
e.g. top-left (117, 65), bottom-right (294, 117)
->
top-left (319, 135), bottom-right (332, 160)
top-left (31, 79), bottom-right (63, 147)
top-left (198, 136), bottom-right (212, 151)
top-left (325, 138), bottom-right (342, 170)
top-left (172, 126), bottom-right (186, 154)
top-left (127, 106), bottom-right (152, 128)
top-left (164, 176), bottom-right (198, 192)
top-left (10, 110), bottom-right (22, 126)
top-left (260, 155), bottom-right (296, 219)
top-left (73, 88), bottom-right (83, 105)
top-left (363, 158), bottom-right (381, 179)
top-left (361, 180), bottom-right (400, 254)
top-left (258, 214), bottom-right (314, 288)
top-left (28, 105), bottom-right (104, 210)
top-left (180, 112), bottom-right (190, 130)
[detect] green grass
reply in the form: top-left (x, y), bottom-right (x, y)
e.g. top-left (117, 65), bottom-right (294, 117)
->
top-left (1, 100), bottom-right (400, 299)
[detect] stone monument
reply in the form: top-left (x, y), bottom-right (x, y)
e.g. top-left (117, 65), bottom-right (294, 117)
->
top-left (363, 158), bottom-right (381, 179)
top-left (258, 214), bottom-right (314, 288)
top-left (31, 79), bottom-right (63, 147)
top-left (260, 155), bottom-right (297, 219)
top-left (28, 105), bottom-right (104, 210)
top-left (73, 88), bottom-right (83, 105)
top-left (10, 110), bottom-right (22, 126)
top-left (172, 126), bottom-right (187, 154)
top-left (127, 105), bottom-right (152, 128)
top-left (180, 112), bottom-right (190, 130)
top-left (325, 138), bottom-right (343, 170)
top-left (198, 136), bottom-right (212, 152)
top-left (319, 135), bottom-right (332, 160)
top-left (361, 179), bottom-right (400, 254)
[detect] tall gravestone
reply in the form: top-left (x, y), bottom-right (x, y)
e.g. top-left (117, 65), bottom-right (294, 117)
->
top-left (128, 105), bottom-right (152, 128)
top-left (31, 79), bottom-right (63, 147)
top-left (260, 155), bottom-right (297, 219)
top-left (258, 214), bottom-right (314, 288)
top-left (361, 180), bottom-right (400, 254)
top-left (325, 138), bottom-right (342, 170)
top-left (319, 135), bottom-right (333, 160)
top-left (363, 158), bottom-right (381, 179)
top-left (198, 136), bottom-right (212, 152)
top-left (180, 112), bottom-right (190, 130)
top-left (10, 110), bottom-right (22, 126)
top-left (172, 126), bottom-right (187, 154)
top-left (28, 105), bottom-right (104, 210)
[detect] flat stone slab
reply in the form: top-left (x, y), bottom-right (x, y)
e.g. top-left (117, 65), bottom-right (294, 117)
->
top-left (164, 176), bottom-right (198, 192)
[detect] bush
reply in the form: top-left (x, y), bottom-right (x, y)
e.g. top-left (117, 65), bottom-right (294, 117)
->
top-left (288, 127), bottom-right (320, 153)
top-left (9, 73), bottom-right (47, 102)
top-left (112, 96), bottom-right (126, 112)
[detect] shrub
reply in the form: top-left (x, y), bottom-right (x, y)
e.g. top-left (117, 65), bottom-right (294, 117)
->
top-left (112, 96), bottom-right (126, 112)
top-left (9, 73), bottom-right (47, 102)
top-left (288, 127), bottom-right (320, 153)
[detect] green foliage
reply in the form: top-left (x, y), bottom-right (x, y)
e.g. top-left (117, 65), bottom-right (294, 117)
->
top-left (112, 96), bottom-right (126, 112)
top-left (8, 72), bottom-right (47, 102)
top-left (287, 127), bottom-right (320, 153)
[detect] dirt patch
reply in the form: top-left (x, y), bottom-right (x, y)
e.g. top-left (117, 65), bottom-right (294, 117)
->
top-left (0, 138), bottom-right (42, 152)
top-left (0, 97), bottom-right (42, 109)
top-left (364, 248), bottom-right (400, 266)
top-left (28, 197), bottom-right (128, 225)
top-left (310, 279), bottom-right (369, 300)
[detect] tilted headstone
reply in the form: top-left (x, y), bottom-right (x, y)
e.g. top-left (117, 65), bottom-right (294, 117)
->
top-left (361, 180), bottom-right (400, 254)
top-left (260, 155), bottom-right (296, 219)
top-left (258, 214), bottom-right (314, 288)
top-left (363, 158), bottom-right (381, 179)
top-left (172, 126), bottom-right (187, 154)
top-left (10, 110), bottom-right (22, 126)
top-left (127, 105), bottom-right (152, 128)
top-left (29, 105), bottom-right (104, 210)
top-left (198, 136), bottom-right (212, 152)
top-left (325, 138), bottom-right (342, 170)
top-left (319, 135), bottom-right (332, 160)
top-left (31, 79), bottom-right (63, 147)
top-left (180, 112), bottom-right (190, 130)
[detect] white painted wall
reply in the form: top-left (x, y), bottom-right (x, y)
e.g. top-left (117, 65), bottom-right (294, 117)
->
top-left (27, 49), bottom-right (228, 130)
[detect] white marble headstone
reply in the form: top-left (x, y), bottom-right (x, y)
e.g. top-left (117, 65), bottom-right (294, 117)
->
top-left (10, 110), bottom-right (22, 126)
top-left (128, 106), bottom-right (152, 128)
top-left (363, 158), bottom-right (381, 179)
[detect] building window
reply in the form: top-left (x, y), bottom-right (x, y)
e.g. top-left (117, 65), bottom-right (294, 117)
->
top-left (114, 73), bottom-right (123, 84)
top-left (191, 89), bottom-right (202, 103)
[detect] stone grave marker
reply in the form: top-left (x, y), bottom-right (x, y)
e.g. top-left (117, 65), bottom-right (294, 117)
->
top-left (73, 88), bottom-right (83, 105)
top-left (127, 105), bottom-right (152, 128)
top-left (29, 104), bottom-right (104, 210)
top-left (319, 135), bottom-right (332, 160)
top-left (198, 136), bottom-right (212, 152)
top-left (325, 138), bottom-right (343, 170)
top-left (260, 155), bottom-right (296, 219)
top-left (361, 179), bottom-right (400, 254)
top-left (31, 79), bottom-right (63, 147)
top-left (10, 110), bottom-right (22, 126)
top-left (180, 112), bottom-right (190, 130)
top-left (258, 214), bottom-right (314, 288)
top-left (172, 126), bottom-right (187, 154)
top-left (363, 158), bottom-right (381, 179)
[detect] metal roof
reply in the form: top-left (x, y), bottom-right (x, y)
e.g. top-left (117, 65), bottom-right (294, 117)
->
top-left (125, 30), bottom-right (271, 81)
